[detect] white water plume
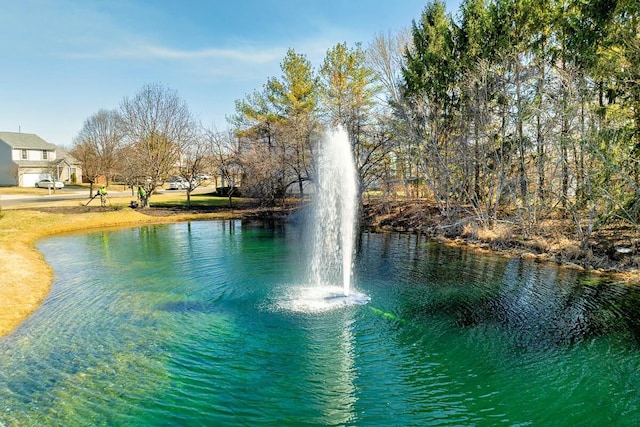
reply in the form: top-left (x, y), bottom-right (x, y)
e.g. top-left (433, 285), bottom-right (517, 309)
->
top-left (309, 127), bottom-right (359, 297)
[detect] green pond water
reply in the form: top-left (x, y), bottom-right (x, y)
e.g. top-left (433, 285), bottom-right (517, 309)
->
top-left (1, 220), bottom-right (640, 426)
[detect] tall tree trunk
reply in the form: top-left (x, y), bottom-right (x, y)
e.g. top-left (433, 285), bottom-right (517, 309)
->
top-left (474, 82), bottom-right (481, 202)
top-left (516, 59), bottom-right (527, 203)
top-left (536, 54), bottom-right (546, 209)
top-left (561, 116), bottom-right (569, 215)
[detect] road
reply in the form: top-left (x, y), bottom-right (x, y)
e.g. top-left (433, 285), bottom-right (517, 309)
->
top-left (0, 186), bottom-right (211, 208)
top-left (0, 188), bottom-right (134, 208)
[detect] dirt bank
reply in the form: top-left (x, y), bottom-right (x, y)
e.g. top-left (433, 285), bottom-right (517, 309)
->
top-left (361, 199), bottom-right (640, 281)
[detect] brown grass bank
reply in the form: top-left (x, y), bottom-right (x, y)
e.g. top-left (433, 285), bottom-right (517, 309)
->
top-left (362, 198), bottom-right (640, 282)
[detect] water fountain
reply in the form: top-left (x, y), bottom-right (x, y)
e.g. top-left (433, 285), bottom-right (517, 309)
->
top-left (283, 127), bottom-right (370, 312)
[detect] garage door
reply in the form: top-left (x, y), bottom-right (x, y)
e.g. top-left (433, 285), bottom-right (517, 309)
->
top-left (21, 173), bottom-right (50, 187)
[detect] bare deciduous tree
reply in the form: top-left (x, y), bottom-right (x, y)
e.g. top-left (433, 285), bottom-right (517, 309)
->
top-left (204, 127), bottom-right (243, 207)
top-left (177, 129), bottom-right (210, 207)
top-left (119, 83), bottom-right (197, 207)
top-left (71, 109), bottom-right (123, 197)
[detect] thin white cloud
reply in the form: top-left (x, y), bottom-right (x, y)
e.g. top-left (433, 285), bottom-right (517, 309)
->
top-left (3, 0), bottom-right (421, 144)
top-left (69, 43), bottom-right (286, 64)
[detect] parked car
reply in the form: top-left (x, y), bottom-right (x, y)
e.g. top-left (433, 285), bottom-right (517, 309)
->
top-left (196, 174), bottom-right (210, 180)
top-left (35, 179), bottom-right (64, 189)
top-left (167, 176), bottom-right (189, 190)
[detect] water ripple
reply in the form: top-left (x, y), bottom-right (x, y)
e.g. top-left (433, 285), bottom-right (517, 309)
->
top-left (2, 224), bottom-right (640, 426)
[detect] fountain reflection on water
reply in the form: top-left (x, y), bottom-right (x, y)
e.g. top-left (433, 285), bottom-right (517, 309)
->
top-left (283, 127), bottom-right (370, 312)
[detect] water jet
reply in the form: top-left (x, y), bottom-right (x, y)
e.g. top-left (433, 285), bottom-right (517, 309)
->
top-left (276, 127), bottom-right (369, 313)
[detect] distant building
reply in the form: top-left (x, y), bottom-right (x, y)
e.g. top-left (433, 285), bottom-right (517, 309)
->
top-left (0, 131), bottom-right (82, 187)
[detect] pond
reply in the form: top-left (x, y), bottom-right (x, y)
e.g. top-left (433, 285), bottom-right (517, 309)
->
top-left (1, 220), bottom-right (640, 426)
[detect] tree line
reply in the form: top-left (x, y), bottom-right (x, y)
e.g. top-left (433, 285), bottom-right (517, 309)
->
top-left (73, 0), bottom-right (639, 247)
top-left (231, 0), bottom-right (639, 247)
top-left (395, 0), bottom-right (640, 249)
top-left (72, 83), bottom-right (241, 207)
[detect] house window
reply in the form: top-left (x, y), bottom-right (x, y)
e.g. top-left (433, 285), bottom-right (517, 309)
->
top-left (42, 150), bottom-right (48, 160)
top-left (21, 149), bottom-right (27, 160)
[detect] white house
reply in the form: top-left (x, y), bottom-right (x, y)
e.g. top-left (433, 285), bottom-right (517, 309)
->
top-left (0, 131), bottom-right (82, 187)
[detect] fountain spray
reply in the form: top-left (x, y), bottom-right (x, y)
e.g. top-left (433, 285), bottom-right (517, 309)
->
top-left (309, 126), bottom-right (358, 296)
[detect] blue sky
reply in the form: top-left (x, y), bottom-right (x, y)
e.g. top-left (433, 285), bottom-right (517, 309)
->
top-left (1, 0), bottom-right (461, 147)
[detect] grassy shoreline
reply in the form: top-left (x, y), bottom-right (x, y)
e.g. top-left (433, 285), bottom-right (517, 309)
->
top-left (0, 200), bottom-right (248, 339)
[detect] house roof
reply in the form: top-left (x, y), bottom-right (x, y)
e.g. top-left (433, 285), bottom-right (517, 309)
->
top-left (0, 131), bottom-right (57, 150)
top-left (55, 147), bottom-right (80, 165)
top-left (14, 160), bottom-right (52, 167)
